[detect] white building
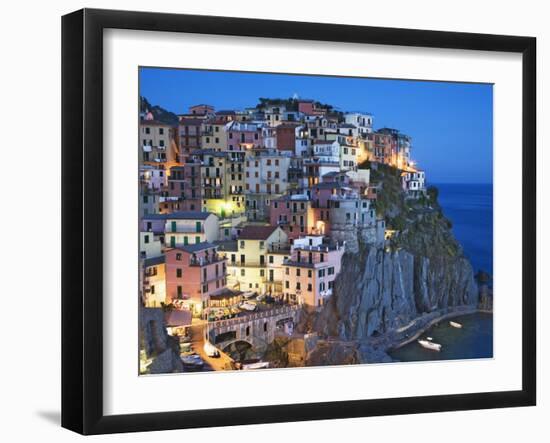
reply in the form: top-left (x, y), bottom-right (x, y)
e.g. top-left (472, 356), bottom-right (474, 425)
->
top-left (344, 112), bottom-right (373, 136)
top-left (164, 211), bottom-right (220, 248)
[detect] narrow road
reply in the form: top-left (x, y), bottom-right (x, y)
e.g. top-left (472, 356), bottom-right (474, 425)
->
top-left (189, 320), bottom-right (235, 371)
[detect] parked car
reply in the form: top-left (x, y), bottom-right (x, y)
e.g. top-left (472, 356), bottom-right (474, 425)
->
top-left (242, 291), bottom-right (257, 300)
top-left (203, 342), bottom-right (220, 358)
top-left (239, 301), bottom-right (257, 311)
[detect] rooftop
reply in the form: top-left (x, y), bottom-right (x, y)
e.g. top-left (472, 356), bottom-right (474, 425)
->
top-left (238, 225), bottom-right (279, 240)
top-left (165, 211), bottom-right (214, 220)
top-left (173, 242), bottom-right (217, 253)
top-left (214, 240), bottom-right (238, 252)
top-left (143, 255), bottom-right (165, 267)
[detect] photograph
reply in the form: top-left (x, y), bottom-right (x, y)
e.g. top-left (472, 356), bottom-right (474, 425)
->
top-left (138, 67), bottom-right (494, 374)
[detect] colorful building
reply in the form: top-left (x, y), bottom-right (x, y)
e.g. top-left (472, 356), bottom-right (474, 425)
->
top-left (165, 242), bottom-right (227, 315)
top-left (164, 211), bottom-right (219, 248)
top-left (282, 236), bottom-right (345, 307)
top-left (226, 225), bottom-right (289, 294)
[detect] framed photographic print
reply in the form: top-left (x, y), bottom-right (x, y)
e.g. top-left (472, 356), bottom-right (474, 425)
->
top-left (61, 8), bottom-right (536, 435)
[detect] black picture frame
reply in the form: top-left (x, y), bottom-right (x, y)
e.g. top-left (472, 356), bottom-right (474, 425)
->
top-left (62, 8), bottom-right (537, 435)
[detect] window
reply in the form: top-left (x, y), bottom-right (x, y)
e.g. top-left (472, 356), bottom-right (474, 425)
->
top-left (175, 253), bottom-right (182, 261)
top-left (241, 269), bottom-right (245, 277)
top-left (285, 281), bottom-right (289, 288)
top-left (144, 235), bottom-right (149, 244)
top-left (285, 267), bottom-right (289, 275)
top-left (308, 269), bottom-right (312, 278)
top-left (145, 127), bottom-right (150, 134)
top-left (269, 255), bottom-right (274, 264)
top-left (307, 283), bottom-right (312, 291)
top-left (176, 268), bottom-right (182, 278)
top-left (260, 269), bottom-right (265, 277)
top-left (296, 269), bottom-right (301, 277)
top-left (296, 282), bottom-right (301, 290)
top-left (240, 240), bottom-right (245, 248)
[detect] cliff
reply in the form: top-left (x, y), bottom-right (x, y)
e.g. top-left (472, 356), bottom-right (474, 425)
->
top-left (304, 165), bottom-right (480, 342)
top-left (312, 247), bottom-right (478, 341)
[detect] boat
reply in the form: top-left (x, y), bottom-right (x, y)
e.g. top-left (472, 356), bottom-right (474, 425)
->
top-left (242, 361), bottom-right (270, 370)
top-left (418, 339), bottom-right (442, 351)
top-left (181, 354), bottom-right (204, 368)
top-left (427, 337), bottom-right (433, 341)
top-left (449, 321), bottom-right (463, 329)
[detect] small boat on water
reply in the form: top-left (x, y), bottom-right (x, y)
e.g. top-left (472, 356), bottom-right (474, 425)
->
top-left (242, 361), bottom-right (270, 370)
top-left (449, 321), bottom-right (463, 329)
top-left (418, 339), bottom-right (442, 352)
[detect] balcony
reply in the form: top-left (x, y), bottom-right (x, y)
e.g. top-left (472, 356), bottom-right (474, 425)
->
top-left (189, 255), bottom-right (225, 266)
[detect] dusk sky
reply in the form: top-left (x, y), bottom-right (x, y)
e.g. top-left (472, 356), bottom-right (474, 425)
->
top-left (140, 67), bottom-right (493, 184)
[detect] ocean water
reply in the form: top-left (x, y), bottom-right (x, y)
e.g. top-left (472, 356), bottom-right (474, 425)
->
top-left (390, 313), bottom-right (493, 362)
top-left (435, 183), bottom-right (493, 276)
top-left (389, 184), bottom-right (494, 362)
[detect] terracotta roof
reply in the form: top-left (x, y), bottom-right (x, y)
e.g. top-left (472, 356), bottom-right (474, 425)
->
top-left (238, 225), bottom-right (279, 240)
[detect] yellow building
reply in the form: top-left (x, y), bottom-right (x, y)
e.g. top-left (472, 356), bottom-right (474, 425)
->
top-left (201, 120), bottom-right (228, 151)
top-left (142, 256), bottom-right (166, 307)
top-left (226, 225), bottom-right (288, 294)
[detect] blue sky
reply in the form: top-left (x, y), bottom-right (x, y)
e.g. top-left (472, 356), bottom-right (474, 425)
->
top-left (140, 67), bottom-right (493, 184)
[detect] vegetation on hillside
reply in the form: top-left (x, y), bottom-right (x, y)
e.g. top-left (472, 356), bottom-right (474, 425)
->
top-left (368, 163), bottom-right (461, 259)
top-left (140, 96), bottom-right (179, 126)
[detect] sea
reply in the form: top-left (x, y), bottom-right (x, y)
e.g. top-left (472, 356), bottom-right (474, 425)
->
top-left (389, 183), bottom-right (494, 362)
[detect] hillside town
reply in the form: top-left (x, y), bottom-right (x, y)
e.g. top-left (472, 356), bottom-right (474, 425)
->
top-left (139, 97), bottom-right (427, 373)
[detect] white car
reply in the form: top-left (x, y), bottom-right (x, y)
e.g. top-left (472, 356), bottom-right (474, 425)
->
top-left (203, 342), bottom-right (220, 358)
top-left (239, 301), bottom-right (257, 311)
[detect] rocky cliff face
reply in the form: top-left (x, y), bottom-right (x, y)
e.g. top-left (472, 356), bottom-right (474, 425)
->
top-left (305, 165), bottom-right (480, 341)
top-left (140, 307), bottom-right (183, 374)
top-left (312, 247), bottom-right (478, 341)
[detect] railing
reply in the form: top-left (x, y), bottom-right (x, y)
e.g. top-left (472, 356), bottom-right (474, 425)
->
top-left (166, 227), bottom-right (204, 234)
top-left (189, 255), bottom-right (225, 266)
top-left (210, 305), bottom-right (300, 328)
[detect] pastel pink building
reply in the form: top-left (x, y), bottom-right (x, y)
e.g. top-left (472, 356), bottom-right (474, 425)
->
top-left (165, 242), bottom-right (227, 314)
top-left (227, 121), bottom-right (263, 150)
top-left (282, 236), bottom-right (345, 307)
top-left (269, 195), bottom-right (321, 241)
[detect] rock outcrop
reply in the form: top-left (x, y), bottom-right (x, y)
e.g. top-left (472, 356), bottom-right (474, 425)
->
top-left (312, 248), bottom-right (478, 341)
top-left (140, 307), bottom-right (184, 374)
